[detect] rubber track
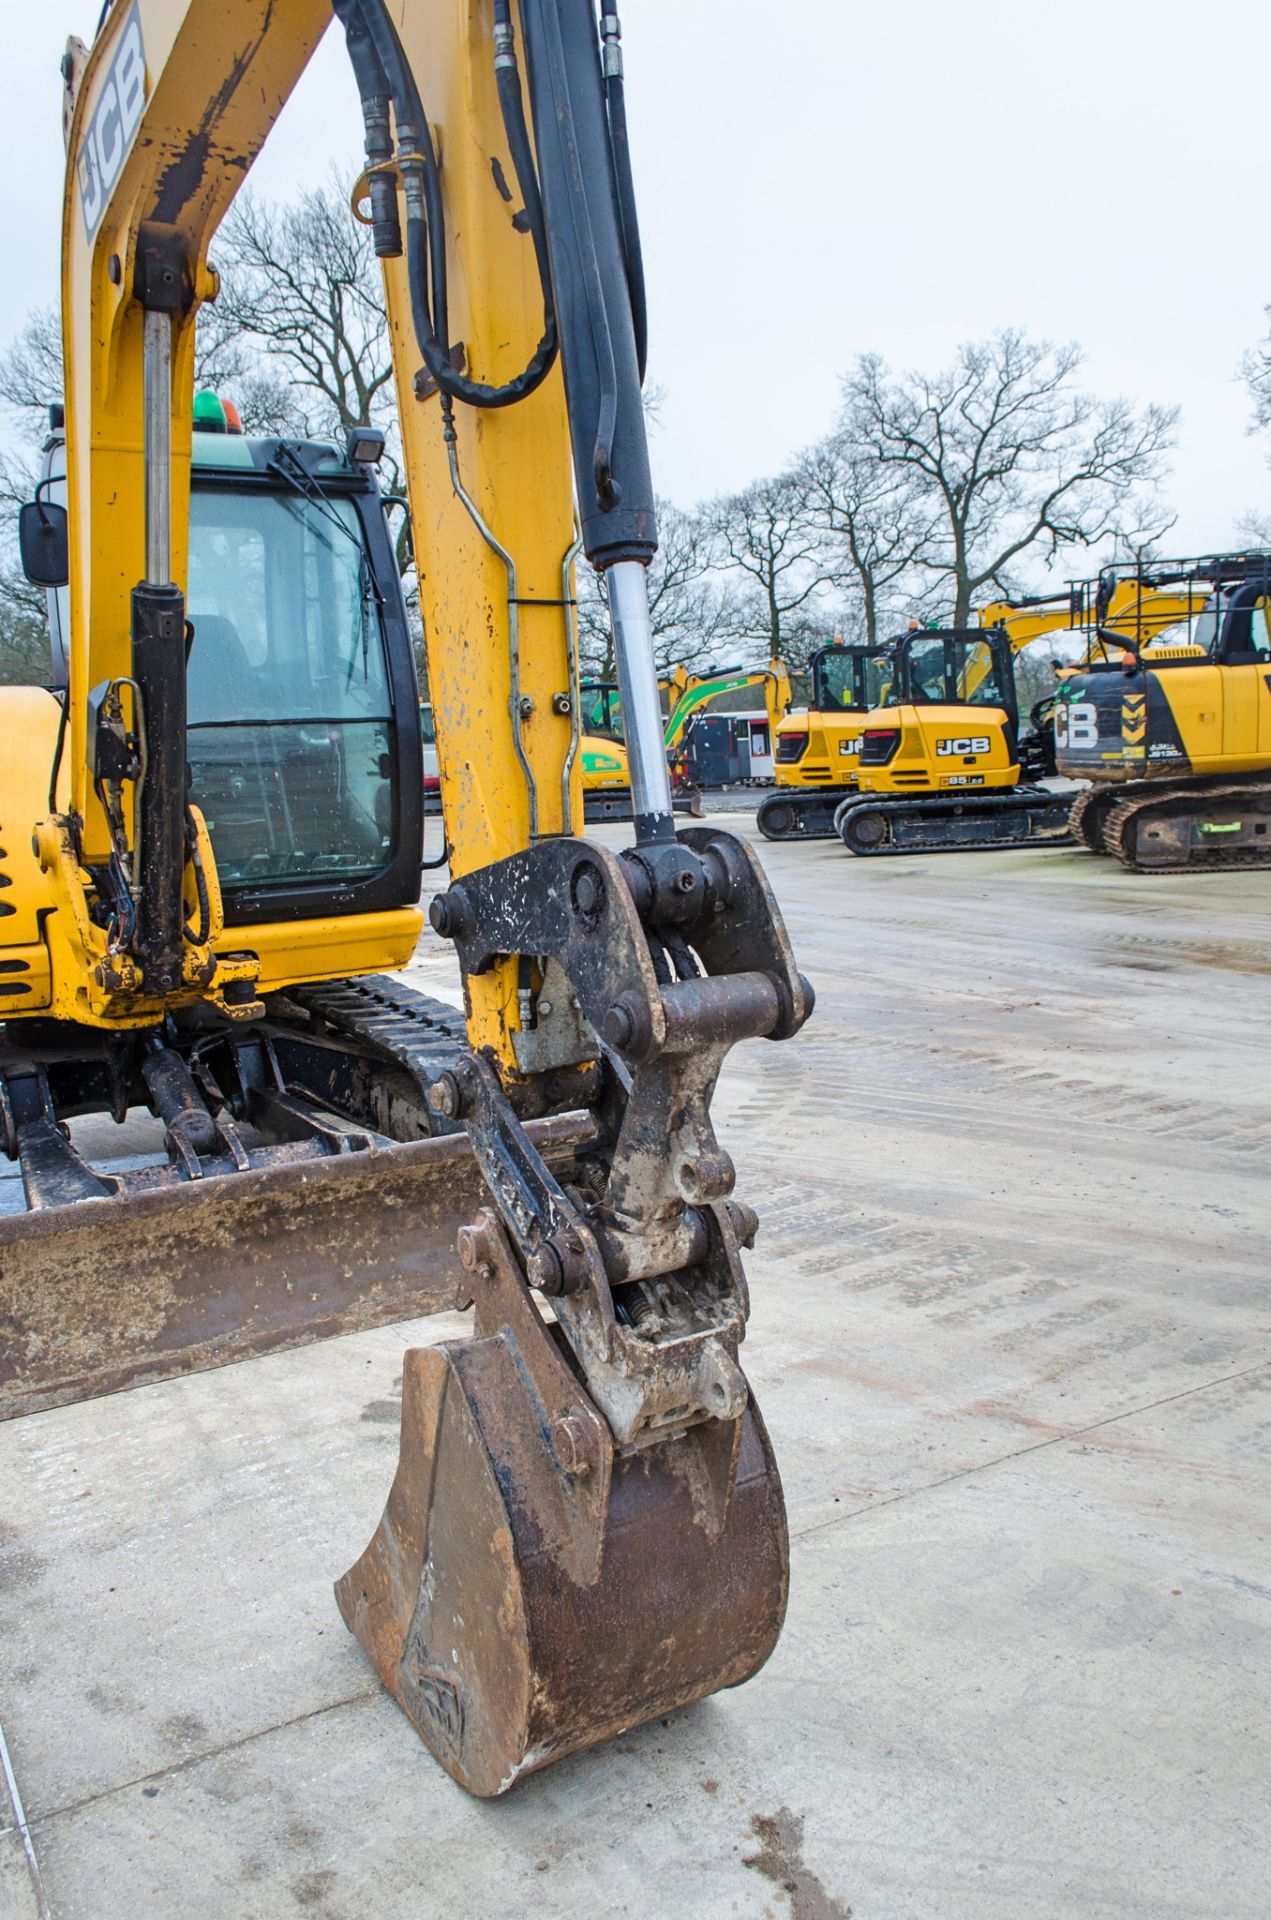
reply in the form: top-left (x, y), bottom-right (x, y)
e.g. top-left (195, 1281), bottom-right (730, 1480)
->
top-left (290, 974), bottom-right (470, 1117)
top-left (1068, 785), bottom-right (1118, 855)
top-left (756, 788), bottom-right (854, 841)
top-left (836, 787), bottom-right (1074, 857)
top-left (1103, 778), bottom-right (1271, 873)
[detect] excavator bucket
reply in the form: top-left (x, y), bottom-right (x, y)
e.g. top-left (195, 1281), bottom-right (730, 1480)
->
top-left (337, 1211), bottom-right (788, 1796)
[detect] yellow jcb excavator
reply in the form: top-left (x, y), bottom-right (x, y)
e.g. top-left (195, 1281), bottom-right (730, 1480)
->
top-left (756, 638), bottom-right (896, 839)
top-left (759, 581), bottom-right (1205, 848)
top-left (1054, 553), bottom-right (1271, 869)
top-left (2, 0), bottom-right (811, 1797)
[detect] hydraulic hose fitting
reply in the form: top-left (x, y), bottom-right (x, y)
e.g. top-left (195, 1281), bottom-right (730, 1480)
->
top-left (361, 99), bottom-right (401, 258)
top-left (599, 4), bottom-right (623, 79)
top-left (493, 18), bottom-right (516, 73)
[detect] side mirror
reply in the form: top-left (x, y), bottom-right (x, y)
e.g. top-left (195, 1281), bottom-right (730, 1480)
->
top-left (19, 500), bottom-right (69, 588)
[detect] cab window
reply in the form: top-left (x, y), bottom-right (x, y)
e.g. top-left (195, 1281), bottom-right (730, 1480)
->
top-left (185, 486), bottom-right (395, 892)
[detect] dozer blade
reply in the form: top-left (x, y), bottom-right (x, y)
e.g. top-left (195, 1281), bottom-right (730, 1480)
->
top-left (337, 1210), bottom-right (788, 1797)
top-left (0, 1115), bottom-right (592, 1420)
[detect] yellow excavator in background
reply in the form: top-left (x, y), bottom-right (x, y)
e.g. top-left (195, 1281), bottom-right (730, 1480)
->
top-left (579, 676), bottom-right (636, 813)
top-left (758, 578), bottom-right (1204, 849)
top-left (665, 656), bottom-right (791, 789)
top-left (756, 637), bottom-right (897, 839)
top-left (2, 0), bottom-right (811, 1797)
top-left (832, 579), bottom-right (1206, 856)
top-left (1053, 553), bottom-right (1271, 869)
top-left (580, 658), bottom-right (789, 815)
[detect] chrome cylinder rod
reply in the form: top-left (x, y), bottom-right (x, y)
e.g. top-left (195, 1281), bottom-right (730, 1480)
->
top-left (143, 308), bottom-right (172, 587)
top-left (607, 558), bottom-right (674, 841)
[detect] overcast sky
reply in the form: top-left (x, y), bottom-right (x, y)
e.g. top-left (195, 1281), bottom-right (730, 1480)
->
top-left (4, 2), bottom-right (1268, 574)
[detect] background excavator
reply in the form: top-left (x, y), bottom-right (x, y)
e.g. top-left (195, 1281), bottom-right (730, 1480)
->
top-left (580, 658), bottom-right (789, 814)
top-left (2, 0), bottom-right (811, 1797)
top-left (833, 580), bottom-right (1207, 857)
top-left (666, 657), bottom-right (791, 791)
top-left (1055, 552), bottom-right (1271, 869)
top-left (756, 637), bottom-right (897, 839)
top-left (757, 579), bottom-right (1204, 852)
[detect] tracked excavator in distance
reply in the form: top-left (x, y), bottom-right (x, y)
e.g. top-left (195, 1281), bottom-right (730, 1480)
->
top-left (579, 659), bottom-right (790, 817)
top-left (756, 638), bottom-right (896, 839)
top-left (758, 580), bottom-right (1206, 849)
top-left (1055, 553), bottom-right (1271, 870)
top-left (1, 0), bottom-right (813, 1798)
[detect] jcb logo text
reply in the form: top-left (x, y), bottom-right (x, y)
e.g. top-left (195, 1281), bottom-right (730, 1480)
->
top-left (935, 736), bottom-right (990, 757)
top-left (78, 7), bottom-right (146, 239)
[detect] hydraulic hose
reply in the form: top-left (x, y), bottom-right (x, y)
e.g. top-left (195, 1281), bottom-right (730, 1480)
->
top-left (334, 0), bottom-right (558, 410)
top-left (598, 0), bottom-right (647, 383)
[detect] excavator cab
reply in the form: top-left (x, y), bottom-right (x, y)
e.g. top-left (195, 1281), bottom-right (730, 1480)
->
top-left (182, 427), bottom-right (420, 906)
top-left (855, 626), bottom-right (1023, 787)
top-left (579, 679), bottom-right (635, 816)
top-left (810, 641), bottom-right (894, 714)
top-left (581, 678), bottom-right (625, 743)
top-left (893, 626), bottom-right (1018, 721)
top-left (30, 408), bottom-right (421, 909)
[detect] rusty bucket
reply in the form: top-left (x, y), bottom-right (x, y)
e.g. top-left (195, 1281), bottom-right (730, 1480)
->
top-left (336, 1211), bottom-right (788, 1796)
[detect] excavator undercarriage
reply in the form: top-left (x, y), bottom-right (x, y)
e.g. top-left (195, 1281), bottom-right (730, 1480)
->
top-left (1054, 558), bottom-right (1271, 872)
top-left (832, 786), bottom-right (1074, 857)
top-left (1068, 774), bottom-right (1271, 871)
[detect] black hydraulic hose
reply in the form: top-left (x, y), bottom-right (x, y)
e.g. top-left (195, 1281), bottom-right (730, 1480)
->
top-left (598, 0), bottom-right (647, 382)
top-left (335, 0), bottom-right (450, 341)
top-left (335, 0), bottom-right (558, 410)
top-left (47, 689), bottom-right (69, 814)
top-left (333, 0), bottom-right (400, 256)
top-left (183, 814), bottom-right (211, 946)
top-left (493, 0), bottom-right (557, 342)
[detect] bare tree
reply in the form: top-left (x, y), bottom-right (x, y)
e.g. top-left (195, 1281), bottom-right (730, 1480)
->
top-left (576, 499), bottom-right (749, 679)
top-left (794, 433), bottom-right (935, 646)
top-left (0, 304), bottom-right (305, 686)
top-left (844, 331), bottom-right (1178, 626)
top-left (207, 174), bottom-right (396, 444)
top-left (0, 179), bottom-right (420, 680)
top-left (703, 471), bottom-right (835, 662)
top-left (1240, 315), bottom-right (1271, 435)
top-left (1237, 509), bottom-right (1271, 547)
top-left (0, 314), bottom-right (64, 684)
top-left (0, 301), bottom-right (247, 427)
top-left (0, 451), bottom-right (52, 683)
top-left (0, 307), bottom-right (63, 427)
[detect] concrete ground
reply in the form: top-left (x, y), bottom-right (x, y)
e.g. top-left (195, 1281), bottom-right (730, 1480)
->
top-left (2, 818), bottom-right (1269, 1919)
